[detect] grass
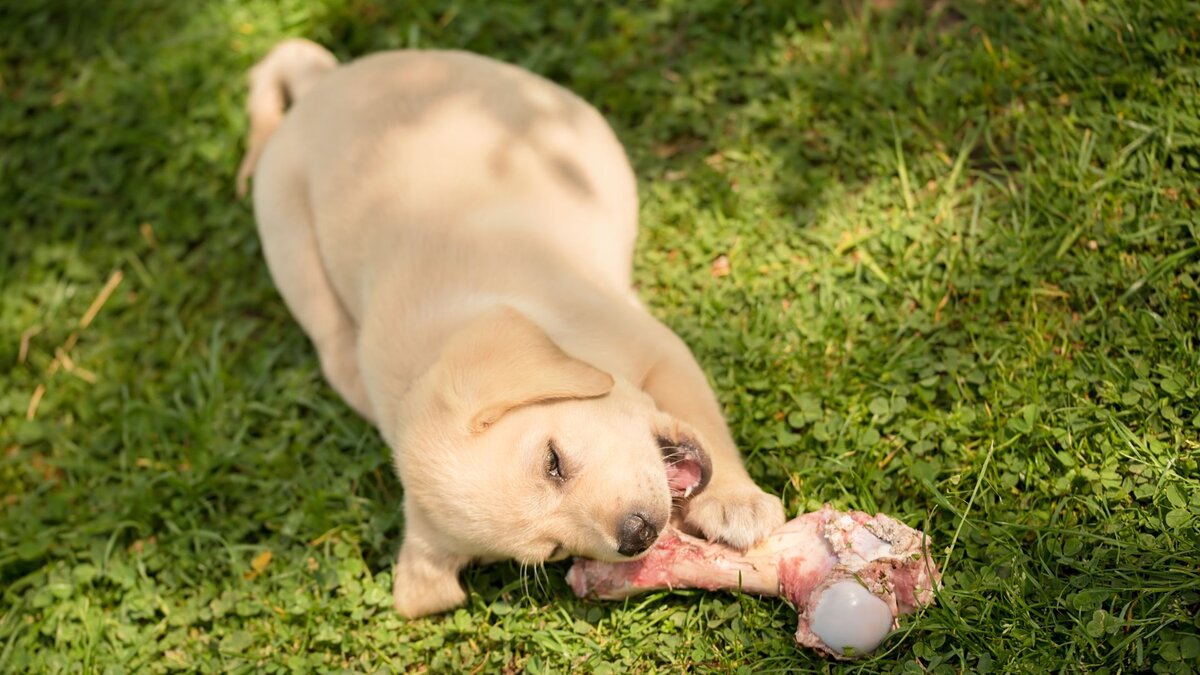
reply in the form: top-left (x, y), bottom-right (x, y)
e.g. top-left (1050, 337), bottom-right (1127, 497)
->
top-left (2, 0), bottom-right (1199, 671)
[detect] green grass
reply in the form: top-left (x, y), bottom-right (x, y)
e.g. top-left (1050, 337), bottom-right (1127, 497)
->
top-left (2, 0), bottom-right (1199, 671)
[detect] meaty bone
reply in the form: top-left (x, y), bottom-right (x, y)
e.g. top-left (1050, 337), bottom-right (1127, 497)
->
top-left (566, 505), bottom-right (941, 659)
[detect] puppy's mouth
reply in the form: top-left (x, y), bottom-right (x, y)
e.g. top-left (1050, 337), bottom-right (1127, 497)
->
top-left (658, 434), bottom-right (711, 499)
top-left (547, 543), bottom-right (567, 561)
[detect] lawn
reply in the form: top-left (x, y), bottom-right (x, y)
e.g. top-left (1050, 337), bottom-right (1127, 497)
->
top-left (2, 0), bottom-right (1199, 671)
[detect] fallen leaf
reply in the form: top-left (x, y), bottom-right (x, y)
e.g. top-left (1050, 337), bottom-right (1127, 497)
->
top-left (710, 255), bottom-right (731, 278)
top-left (245, 551), bottom-right (273, 580)
top-left (30, 453), bottom-right (63, 483)
top-left (139, 222), bottom-right (157, 248)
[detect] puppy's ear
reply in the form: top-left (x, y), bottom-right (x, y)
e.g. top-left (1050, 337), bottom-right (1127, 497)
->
top-left (437, 306), bottom-right (614, 433)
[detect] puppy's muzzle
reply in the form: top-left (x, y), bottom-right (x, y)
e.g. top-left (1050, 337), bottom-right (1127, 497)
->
top-left (617, 512), bottom-right (660, 557)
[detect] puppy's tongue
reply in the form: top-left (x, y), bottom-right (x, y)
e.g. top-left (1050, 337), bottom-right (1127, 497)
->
top-left (666, 458), bottom-right (704, 498)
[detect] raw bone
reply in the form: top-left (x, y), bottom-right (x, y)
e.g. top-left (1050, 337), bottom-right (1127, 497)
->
top-left (566, 505), bottom-right (940, 659)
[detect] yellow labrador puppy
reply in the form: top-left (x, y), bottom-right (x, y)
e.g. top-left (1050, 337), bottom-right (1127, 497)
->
top-left (238, 39), bottom-right (785, 618)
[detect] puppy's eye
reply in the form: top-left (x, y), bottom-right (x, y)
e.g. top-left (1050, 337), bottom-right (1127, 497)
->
top-left (546, 440), bottom-right (565, 482)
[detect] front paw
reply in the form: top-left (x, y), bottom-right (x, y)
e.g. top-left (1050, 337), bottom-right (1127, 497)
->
top-left (684, 481), bottom-right (786, 551)
top-left (392, 546), bottom-right (467, 618)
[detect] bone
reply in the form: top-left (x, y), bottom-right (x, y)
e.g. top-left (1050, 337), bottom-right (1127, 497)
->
top-left (566, 505), bottom-right (940, 659)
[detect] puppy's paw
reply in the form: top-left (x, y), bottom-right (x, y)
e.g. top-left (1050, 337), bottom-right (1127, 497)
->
top-left (684, 481), bottom-right (786, 551)
top-left (392, 547), bottom-right (467, 618)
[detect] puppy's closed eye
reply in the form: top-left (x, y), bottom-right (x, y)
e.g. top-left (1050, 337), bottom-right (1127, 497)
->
top-left (545, 439), bottom-right (566, 483)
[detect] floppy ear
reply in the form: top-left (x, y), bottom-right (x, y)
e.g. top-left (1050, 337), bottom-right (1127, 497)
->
top-left (436, 306), bottom-right (614, 433)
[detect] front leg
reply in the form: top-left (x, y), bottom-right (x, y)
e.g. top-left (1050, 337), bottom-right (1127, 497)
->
top-left (392, 506), bottom-right (470, 618)
top-left (641, 333), bottom-right (786, 551)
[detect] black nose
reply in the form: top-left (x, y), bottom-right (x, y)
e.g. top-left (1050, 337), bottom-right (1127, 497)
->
top-left (617, 512), bottom-right (659, 557)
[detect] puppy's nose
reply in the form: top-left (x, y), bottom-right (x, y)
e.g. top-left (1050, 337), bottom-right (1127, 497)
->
top-left (617, 512), bottom-right (659, 557)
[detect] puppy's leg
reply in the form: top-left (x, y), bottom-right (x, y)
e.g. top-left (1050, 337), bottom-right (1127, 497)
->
top-left (254, 183), bottom-right (374, 422)
top-left (392, 506), bottom-right (469, 617)
top-left (642, 333), bottom-right (785, 551)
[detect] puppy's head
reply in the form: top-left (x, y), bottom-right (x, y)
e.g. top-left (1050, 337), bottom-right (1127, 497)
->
top-left (394, 306), bottom-right (710, 565)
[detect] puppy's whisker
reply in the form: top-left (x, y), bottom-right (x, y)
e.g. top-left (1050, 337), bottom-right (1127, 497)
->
top-left (533, 561), bottom-right (547, 597)
top-left (519, 561), bottom-right (531, 603)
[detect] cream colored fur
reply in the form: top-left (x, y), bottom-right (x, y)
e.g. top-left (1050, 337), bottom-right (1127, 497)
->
top-left (240, 39), bottom-right (785, 617)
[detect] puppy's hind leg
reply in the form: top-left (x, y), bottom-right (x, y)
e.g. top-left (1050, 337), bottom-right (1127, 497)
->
top-left (253, 178), bottom-right (375, 422)
top-left (238, 40), bottom-right (367, 418)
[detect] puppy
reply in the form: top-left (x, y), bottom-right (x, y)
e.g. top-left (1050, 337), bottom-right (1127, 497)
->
top-left (238, 39), bottom-right (785, 617)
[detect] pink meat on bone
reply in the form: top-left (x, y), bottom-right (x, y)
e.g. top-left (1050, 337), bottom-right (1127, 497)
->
top-left (566, 505), bottom-right (941, 659)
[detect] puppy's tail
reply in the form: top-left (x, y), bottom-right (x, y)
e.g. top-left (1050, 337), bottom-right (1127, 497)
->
top-left (236, 39), bottom-right (338, 197)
